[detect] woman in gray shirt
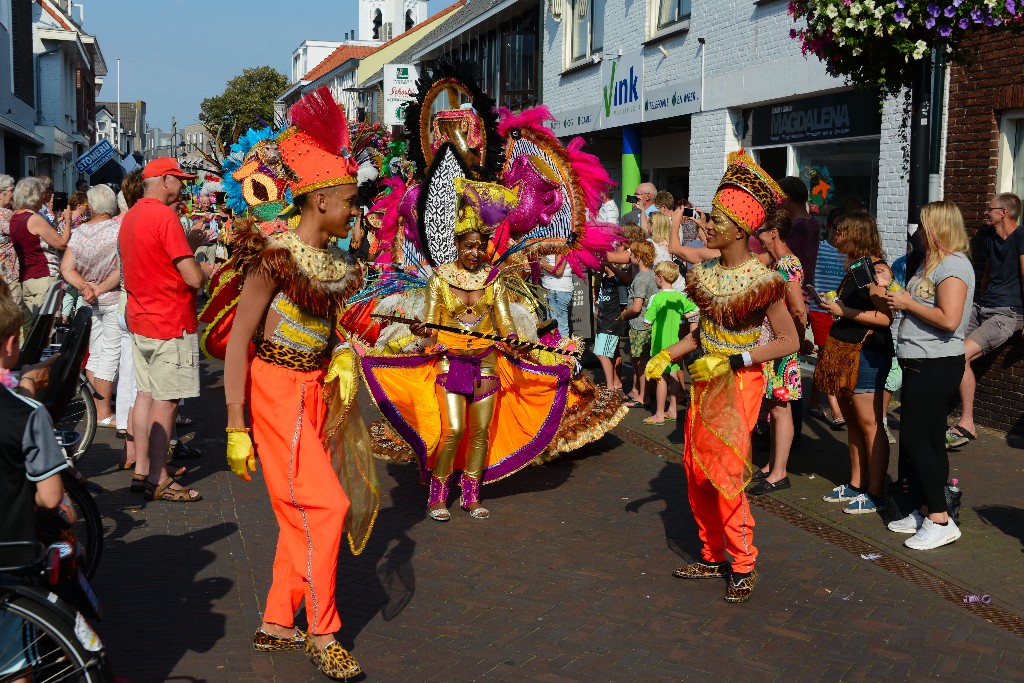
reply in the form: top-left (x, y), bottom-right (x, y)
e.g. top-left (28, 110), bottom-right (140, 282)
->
top-left (885, 200), bottom-right (974, 551)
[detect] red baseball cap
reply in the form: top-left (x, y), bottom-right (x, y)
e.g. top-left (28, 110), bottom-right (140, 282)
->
top-left (142, 157), bottom-right (197, 180)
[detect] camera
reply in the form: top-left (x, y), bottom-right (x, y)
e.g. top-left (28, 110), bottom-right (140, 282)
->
top-left (682, 207), bottom-right (701, 219)
top-left (52, 191), bottom-right (68, 213)
top-left (625, 194), bottom-right (639, 204)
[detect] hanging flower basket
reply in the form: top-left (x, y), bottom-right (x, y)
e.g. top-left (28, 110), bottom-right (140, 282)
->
top-left (788, 0), bottom-right (1024, 91)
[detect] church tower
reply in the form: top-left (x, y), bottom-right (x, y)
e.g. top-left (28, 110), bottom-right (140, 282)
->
top-left (358, 0), bottom-right (428, 42)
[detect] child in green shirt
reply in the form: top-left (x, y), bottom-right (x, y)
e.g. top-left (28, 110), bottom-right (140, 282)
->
top-left (643, 262), bottom-right (698, 424)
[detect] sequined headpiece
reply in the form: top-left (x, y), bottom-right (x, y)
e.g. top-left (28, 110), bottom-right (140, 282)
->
top-left (278, 87), bottom-right (360, 198)
top-left (712, 149), bottom-right (786, 234)
top-left (453, 178), bottom-right (518, 236)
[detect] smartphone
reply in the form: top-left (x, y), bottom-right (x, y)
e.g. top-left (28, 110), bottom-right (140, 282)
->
top-left (848, 255), bottom-right (877, 288)
top-left (682, 207), bottom-right (701, 219)
top-left (52, 191), bottom-right (68, 213)
top-left (805, 284), bottom-right (828, 308)
top-left (625, 194), bottom-right (639, 204)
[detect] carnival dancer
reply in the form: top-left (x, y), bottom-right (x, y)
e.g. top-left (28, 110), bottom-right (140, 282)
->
top-left (219, 87), bottom-right (379, 680)
top-left (645, 151), bottom-right (799, 603)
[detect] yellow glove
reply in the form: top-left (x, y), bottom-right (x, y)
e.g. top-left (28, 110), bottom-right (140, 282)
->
top-left (325, 346), bottom-right (357, 406)
top-left (645, 349), bottom-right (673, 381)
top-left (226, 430), bottom-right (256, 482)
top-left (687, 356), bottom-right (730, 384)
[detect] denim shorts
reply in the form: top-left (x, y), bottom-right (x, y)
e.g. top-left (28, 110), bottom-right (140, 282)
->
top-left (854, 349), bottom-right (892, 394)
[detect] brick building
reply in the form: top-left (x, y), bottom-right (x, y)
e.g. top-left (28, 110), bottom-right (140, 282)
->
top-left (944, 32), bottom-right (1024, 436)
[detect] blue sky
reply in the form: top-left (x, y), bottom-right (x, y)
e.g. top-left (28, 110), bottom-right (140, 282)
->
top-left (87, 0), bottom-right (449, 132)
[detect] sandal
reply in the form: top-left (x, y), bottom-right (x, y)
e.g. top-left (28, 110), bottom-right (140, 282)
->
top-left (643, 417), bottom-right (666, 425)
top-left (830, 418), bottom-right (847, 431)
top-left (96, 415), bottom-right (116, 429)
top-left (176, 414), bottom-right (194, 426)
top-left (144, 479), bottom-right (203, 502)
top-left (945, 425), bottom-right (976, 449)
top-left (168, 440), bottom-right (203, 460)
top-left (624, 399), bottom-right (644, 408)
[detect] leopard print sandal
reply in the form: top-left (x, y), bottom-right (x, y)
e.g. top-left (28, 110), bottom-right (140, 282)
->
top-left (304, 637), bottom-right (362, 680)
top-left (253, 627), bottom-right (306, 651)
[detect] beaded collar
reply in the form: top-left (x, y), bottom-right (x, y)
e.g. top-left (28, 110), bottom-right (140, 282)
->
top-left (434, 262), bottom-right (495, 291)
top-left (270, 230), bottom-right (350, 284)
top-left (690, 255), bottom-right (772, 298)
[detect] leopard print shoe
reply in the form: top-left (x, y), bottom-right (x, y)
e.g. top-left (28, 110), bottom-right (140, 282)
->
top-left (724, 571), bottom-right (758, 603)
top-left (304, 637), bottom-right (362, 680)
top-left (673, 560), bottom-right (729, 579)
top-left (252, 627), bottom-right (306, 651)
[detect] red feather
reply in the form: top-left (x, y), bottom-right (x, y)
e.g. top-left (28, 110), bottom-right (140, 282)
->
top-left (290, 86), bottom-right (347, 155)
top-left (566, 221), bottom-right (622, 279)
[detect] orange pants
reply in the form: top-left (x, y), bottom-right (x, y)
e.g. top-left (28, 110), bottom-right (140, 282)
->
top-left (683, 367), bottom-right (764, 574)
top-left (250, 358), bottom-right (349, 635)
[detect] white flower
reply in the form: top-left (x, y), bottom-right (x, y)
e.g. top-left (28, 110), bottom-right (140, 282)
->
top-left (850, 2), bottom-right (862, 15)
top-left (852, 47), bottom-right (863, 56)
top-left (846, 16), bottom-right (856, 27)
top-left (874, 7), bottom-right (884, 18)
top-left (858, 19), bottom-right (867, 30)
top-left (900, 18), bottom-right (911, 28)
top-left (826, 4), bottom-right (839, 18)
top-left (915, 39), bottom-right (927, 50)
top-left (864, 0), bottom-right (875, 9)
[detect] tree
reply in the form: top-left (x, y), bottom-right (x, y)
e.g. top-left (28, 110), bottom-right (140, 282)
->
top-left (199, 66), bottom-right (289, 148)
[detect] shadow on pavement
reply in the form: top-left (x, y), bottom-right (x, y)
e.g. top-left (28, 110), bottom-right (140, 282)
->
top-left (93, 522), bottom-right (237, 682)
top-left (625, 462), bottom-right (703, 561)
top-left (975, 505), bottom-right (1024, 553)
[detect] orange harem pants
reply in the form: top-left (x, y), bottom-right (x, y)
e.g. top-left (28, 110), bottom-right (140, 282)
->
top-left (249, 357), bottom-right (349, 636)
top-left (683, 366), bottom-right (764, 574)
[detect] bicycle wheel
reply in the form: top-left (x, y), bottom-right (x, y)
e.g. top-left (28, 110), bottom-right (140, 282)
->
top-left (0, 593), bottom-right (113, 682)
top-left (54, 383), bottom-right (96, 464)
top-left (62, 473), bottom-right (103, 581)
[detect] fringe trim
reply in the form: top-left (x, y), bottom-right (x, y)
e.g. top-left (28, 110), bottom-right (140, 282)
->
top-left (686, 265), bottom-right (786, 331)
top-left (231, 219), bottom-right (364, 319)
top-left (535, 381), bottom-right (628, 463)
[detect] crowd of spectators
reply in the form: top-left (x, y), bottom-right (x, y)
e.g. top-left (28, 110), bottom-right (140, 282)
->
top-left (562, 177), bottom-right (1023, 553)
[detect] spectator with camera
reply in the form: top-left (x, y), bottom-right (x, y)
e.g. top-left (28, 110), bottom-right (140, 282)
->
top-left (815, 212), bottom-right (894, 515)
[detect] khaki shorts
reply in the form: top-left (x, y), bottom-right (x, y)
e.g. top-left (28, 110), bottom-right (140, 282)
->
top-left (966, 304), bottom-right (1024, 356)
top-left (132, 332), bottom-right (201, 401)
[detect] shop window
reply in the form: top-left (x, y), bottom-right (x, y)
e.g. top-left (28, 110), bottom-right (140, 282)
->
top-left (795, 139), bottom-right (880, 218)
top-left (652, 0), bottom-right (691, 32)
top-left (567, 0), bottom-right (605, 65)
top-left (754, 147), bottom-right (788, 184)
top-left (997, 111), bottom-right (1024, 200)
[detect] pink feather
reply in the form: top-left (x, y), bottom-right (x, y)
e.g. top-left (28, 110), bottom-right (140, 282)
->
top-left (370, 177), bottom-right (407, 247)
top-left (566, 137), bottom-right (615, 215)
top-left (565, 220), bottom-right (622, 279)
top-left (496, 106), bottom-right (559, 142)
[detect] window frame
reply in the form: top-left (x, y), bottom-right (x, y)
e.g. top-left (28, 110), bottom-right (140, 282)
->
top-left (646, 0), bottom-right (692, 43)
top-left (563, 0), bottom-right (605, 71)
top-left (996, 109), bottom-right (1024, 197)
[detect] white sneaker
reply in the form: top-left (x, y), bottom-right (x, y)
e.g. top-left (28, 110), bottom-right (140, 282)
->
top-left (905, 518), bottom-right (961, 550)
top-left (887, 509), bottom-right (925, 534)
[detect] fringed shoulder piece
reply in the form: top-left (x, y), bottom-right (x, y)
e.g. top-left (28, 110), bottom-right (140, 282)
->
top-left (686, 257), bottom-right (786, 331)
top-left (232, 219), bottom-right (364, 318)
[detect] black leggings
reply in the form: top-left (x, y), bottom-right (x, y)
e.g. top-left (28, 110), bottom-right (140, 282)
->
top-left (898, 356), bottom-right (965, 515)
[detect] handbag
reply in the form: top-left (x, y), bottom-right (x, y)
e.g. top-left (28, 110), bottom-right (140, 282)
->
top-left (813, 329), bottom-right (872, 397)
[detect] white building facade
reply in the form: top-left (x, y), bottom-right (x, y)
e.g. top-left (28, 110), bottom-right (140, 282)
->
top-left (541, 0), bottom-right (910, 256)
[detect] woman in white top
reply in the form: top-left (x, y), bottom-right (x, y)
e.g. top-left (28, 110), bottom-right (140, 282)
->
top-left (885, 200), bottom-right (974, 551)
top-left (60, 184), bottom-right (122, 427)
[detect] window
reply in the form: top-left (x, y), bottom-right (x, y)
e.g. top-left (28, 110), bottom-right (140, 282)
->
top-left (997, 111), bottom-right (1024, 200)
top-left (653, 0), bottom-right (691, 31)
top-left (372, 9), bottom-right (382, 40)
top-left (406, 10), bottom-right (414, 32)
top-left (567, 0), bottom-right (605, 65)
top-left (0, 0), bottom-right (11, 30)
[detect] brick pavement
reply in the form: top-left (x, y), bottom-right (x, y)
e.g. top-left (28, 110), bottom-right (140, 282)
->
top-left (75, 358), bottom-right (1024, 682)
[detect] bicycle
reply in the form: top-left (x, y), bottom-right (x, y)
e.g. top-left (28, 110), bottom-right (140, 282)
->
top-left (0, 542), bottom-right (113, 682)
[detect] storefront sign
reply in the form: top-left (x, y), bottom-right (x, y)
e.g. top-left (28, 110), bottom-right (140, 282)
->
top-left (74, 139), bottom-right (116, 175)
top-left (600, 49), bottom-right (644, 129)
top-left (643, 79), bottom-right (701, 122)
top-left (383, 64), bottom-right (419, 126)
top-left (546, 104), bottom-right (600, 136)
top-left (746, 90), bottom-right (882, 146)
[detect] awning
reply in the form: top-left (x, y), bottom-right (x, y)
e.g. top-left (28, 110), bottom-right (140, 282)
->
top-left (0, 115), bottom-right (44, 145)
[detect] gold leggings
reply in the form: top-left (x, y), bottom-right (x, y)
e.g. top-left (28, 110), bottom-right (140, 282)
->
top-left (433, 377), bottom-right (497, 481)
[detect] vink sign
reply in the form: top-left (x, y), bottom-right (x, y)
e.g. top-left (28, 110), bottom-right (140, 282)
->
top-left (600, 49), bottom-right (643, 128)
top-left (545, 105), bottom-right (599, 135)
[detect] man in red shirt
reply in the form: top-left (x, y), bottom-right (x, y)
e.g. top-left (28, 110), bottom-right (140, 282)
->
top-left (119, 158), bottom-right (209, 502)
